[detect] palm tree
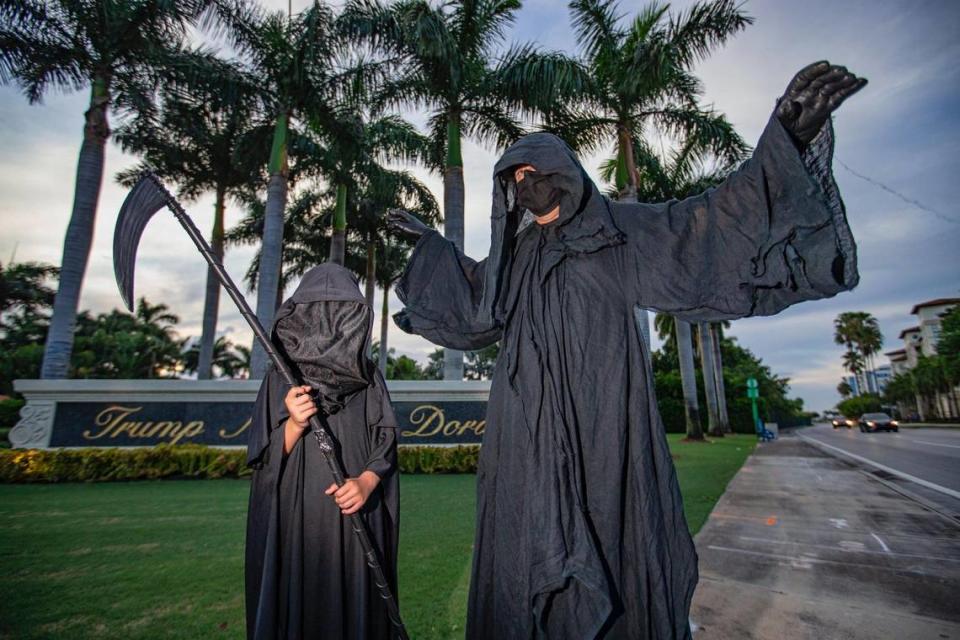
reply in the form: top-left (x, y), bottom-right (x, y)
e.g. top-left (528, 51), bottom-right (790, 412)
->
top-left (859, 318), bottom-right (883, 393)
top-left (559, 0), bottom-right (751, 190)
top-left (656, 312), bottom-right (702, 439)
top-left (182, 335), bottom-right (247, 378)
top-left (297, 111), bottom-right (433, 266)
top-left (698, 321), bottom-right (722, 437)
top-left (841, 350), bottom-right (865, 395)
top-left (0, 260), bottom-right (58, 317)
top-left (226, 189), bottom-right (333, 298)
top-left (70, 298), bottom-right (186, 379)
top-left (619, 104), bottom-right (747, 438)
top-left (114, 56), bottom-right (267, 379)
top-left (558, 0), bottom-right (751, 350)
top-left (710, 322), bottom-right (731, 432)
top-left (208, 0), bottom-right (361, 377)
top-left (1, 0), bottom-right (207, 378)
top-left (837, 379), bottom-right (853, 398)
top-left (355, 169), bottom-right (441, 366)
top-left (834, 311), bottom-right (883, 394)
top-left (350, 168), bottom-right (440, 306)
top-left (374, 241), bottom-right (414, 374)
top-left (341, 0), bottom-right (580, 380)
top-left (676, 319), bottom-right (704, 439)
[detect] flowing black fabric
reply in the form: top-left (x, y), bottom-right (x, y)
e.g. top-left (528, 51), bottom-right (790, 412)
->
top-left (245, 263), bottom-right (399, 640)
top-left (396, 115), bottom-right (856, 639)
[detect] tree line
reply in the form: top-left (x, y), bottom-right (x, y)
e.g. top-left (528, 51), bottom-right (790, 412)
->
top-left (0, 0), bottom-right (812, 433)
top-left (1, 0), bottom-right (752, 380)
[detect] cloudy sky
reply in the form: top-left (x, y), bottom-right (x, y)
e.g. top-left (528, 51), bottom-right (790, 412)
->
top-left (1, 0), bottom-right (957, 412)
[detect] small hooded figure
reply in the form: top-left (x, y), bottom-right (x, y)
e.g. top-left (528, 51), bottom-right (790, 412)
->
top-left (245, 263), bottom-right (399, 640)
top-left (392, 75), bottom-right (861, 637)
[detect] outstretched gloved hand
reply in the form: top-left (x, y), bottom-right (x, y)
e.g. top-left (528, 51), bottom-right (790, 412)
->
top-left (392, 310), bottom-right (414, 334)
top-left (386, 208), bottom-right (430, 242)
top-left (776, 61), bottom-right (867, 148)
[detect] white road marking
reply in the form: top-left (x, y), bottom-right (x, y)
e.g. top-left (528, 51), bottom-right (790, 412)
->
top-left (839, 540), bottom-right (866, 552)
top-left (829, 518), bottom-right (849, 529)
top-left (736, 536), bottom-right (960, 563)
top-left (910, 439), bottom-right (960, 449)
top-left (738, 536), bottom-right (960, 562)
top-left (798, 434), bottom-right (960, 500)
top-left (870, 533), bottom-right (891, 553)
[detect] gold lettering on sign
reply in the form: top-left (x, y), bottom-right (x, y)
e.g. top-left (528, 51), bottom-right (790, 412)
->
top-left (402, 404), bottom-right (485, 438)
top-left (82, 405), bottom-right (206, 444)
top-left (220, 418), bottom-right (251, 439)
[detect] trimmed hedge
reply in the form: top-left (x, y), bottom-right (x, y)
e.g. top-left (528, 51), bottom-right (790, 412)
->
top-left (0, 444), bottom-right (481, 483)
top-left (398, 445), bottom-right (480, 474)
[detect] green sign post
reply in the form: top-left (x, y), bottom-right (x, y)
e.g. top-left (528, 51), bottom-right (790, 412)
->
top-left (747, 377), bottom-right (760, 432)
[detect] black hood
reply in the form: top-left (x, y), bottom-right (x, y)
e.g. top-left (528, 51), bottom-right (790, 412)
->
top-left (270, 263), bottom-right (373, 415)
top-left (479, 133), bottom-right (624, 323)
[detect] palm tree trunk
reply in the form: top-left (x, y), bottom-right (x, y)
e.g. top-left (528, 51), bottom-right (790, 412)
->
top-left (41, 78), bottom-right (110, 379)
top-left (616, 124), bottom-right (638, 201)
top-left (197, 186), bottom-right (226, 380)
top-left (380, 282), bottom-right (390, 375)
top-left (698, 321), bottom-right (723, 437)
top-left (711, 323), bottom-right (731, 432)
top-left (364, 240), bottom-right (376, 308)
top-left (250, 112), bottom-right (289, 379)
top-left (443, 109), bottom-right (465, 381)
top-left (365, 240), bottom-right (376, 350)
top-left (676, 319), bottom-right (704, 440)
top-left (614, 125), bottom-right (650, 353)
top-left (330, 183), bottom-right (347, 265)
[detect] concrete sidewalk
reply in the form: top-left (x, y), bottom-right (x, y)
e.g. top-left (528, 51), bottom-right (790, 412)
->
top-left (690, 432), bottom-right (960, 639)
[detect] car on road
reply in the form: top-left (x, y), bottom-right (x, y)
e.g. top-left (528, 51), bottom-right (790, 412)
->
top-left (832, 416), bottom-right (856, 429)
top-left (859, 412), bottom-right (899, 433)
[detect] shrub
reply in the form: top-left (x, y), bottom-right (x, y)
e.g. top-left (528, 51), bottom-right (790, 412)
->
top-left (837, 394), bottom-right (883, 419)
top-left (0, 444), bottom-right (480, 483)
top-left (397, 446), bottom-right (480, 474)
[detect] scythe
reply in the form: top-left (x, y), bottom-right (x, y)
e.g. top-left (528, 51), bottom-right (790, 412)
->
top-left (113, 172), bottom-right (408, 640)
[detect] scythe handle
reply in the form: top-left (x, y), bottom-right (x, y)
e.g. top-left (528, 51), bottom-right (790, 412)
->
top-left (147, 175), bottom-right (409, 640)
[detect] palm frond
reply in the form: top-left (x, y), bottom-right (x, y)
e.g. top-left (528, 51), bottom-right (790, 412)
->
top-left (461, 103), bottom-right (524, 151)
top-left (493, 43), bottom-right (591, 118)
top-left (569, 0), bottom-right (625, 64)
top-left (664, 0), bottom-right (752, 69)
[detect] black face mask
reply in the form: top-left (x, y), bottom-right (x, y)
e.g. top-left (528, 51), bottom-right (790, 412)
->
top-left (516, 171), bottom-right (561, 217)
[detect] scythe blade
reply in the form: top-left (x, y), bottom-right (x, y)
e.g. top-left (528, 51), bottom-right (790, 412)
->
top-left (113, 173), bottom-right (171, 312)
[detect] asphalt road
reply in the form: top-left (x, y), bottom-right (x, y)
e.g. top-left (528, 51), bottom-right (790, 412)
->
top-left (799, 423), bottom-right (960, 497)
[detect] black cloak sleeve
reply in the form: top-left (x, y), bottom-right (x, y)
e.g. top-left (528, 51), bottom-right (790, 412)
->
top-left (362, 370), bottom-right (399, 481)
top-left (247, 368), bottom-right (289, 468)
top-left (619, 114), bottom-right (858, 321)
top-left (395, 231), bottom-right (503, 350)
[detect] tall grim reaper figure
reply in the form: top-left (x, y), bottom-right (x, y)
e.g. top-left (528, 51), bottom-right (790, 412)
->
top-left (388, 62), bottom-right (866, 638)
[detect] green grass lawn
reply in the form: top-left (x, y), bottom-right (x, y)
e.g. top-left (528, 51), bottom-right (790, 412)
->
top-left (0, 435), bottom-right (752, 640)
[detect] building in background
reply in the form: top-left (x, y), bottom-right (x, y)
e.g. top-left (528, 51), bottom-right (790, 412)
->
top-left (887, 298), bottom-right (960, 420)
top-left (845, 365), bottom-right (891, 397)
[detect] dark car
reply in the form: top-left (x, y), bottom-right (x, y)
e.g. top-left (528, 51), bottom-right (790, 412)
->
top-left (859, 412), bottom-right (899, 433)
top-left (831, 416), bottom-right (856, 429)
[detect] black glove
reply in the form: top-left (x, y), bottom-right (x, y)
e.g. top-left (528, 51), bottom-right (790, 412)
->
top-left (776, 61), bottom-right (867, 148)
top-left (386, 208), bottom-right (430, 243)
top-left (393, 310), bottom-right (414, 334)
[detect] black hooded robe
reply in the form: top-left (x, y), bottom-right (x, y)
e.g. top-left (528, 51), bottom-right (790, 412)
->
top-left (395, 116), bottom-right (856, 639)
top-left (245, 264), bottom-right (400, 640)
